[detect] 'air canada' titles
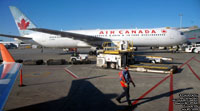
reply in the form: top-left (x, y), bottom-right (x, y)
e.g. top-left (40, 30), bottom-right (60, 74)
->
top-left (99, 29), bottom-right (167, 35)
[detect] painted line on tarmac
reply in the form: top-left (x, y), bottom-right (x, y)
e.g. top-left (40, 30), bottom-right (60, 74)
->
top-left (186, 64), bottom-right (200, 80)
top-left (169, 73), bottom-right (174, 111)
top-left (65, 65), bottom-right (72, 69)
top-left (178, 56), bottom-right (195, 69)
top-left (193, 58), bottom-right (200, 63)
top-left (132, 74), bottom-right (170, 106)
top-left (64, 68), bottom-right (79, 79)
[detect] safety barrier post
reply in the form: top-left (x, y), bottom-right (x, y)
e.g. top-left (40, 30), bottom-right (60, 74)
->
top-left (19, 69), bottom-right (25, 87)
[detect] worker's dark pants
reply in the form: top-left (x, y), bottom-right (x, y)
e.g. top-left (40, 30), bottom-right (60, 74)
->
top-left (117, 85), bottom-right (130, 103)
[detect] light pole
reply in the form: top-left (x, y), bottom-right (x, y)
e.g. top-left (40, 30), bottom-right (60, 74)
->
top-left (179, 14), bottom-right (183, 29)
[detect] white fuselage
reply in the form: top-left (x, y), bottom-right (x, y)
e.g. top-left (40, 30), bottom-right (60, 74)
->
top-left (24, 28), bottom-right (186, 48)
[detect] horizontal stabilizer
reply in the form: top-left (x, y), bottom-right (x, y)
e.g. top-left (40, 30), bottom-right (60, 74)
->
top-left (0, 34), bottom-right (32, 40)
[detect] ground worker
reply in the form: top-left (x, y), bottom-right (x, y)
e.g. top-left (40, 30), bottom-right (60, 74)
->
top-left (116, 66), bottom-right (136, 106)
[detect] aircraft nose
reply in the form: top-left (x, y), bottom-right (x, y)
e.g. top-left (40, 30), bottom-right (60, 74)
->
top-left (181, 35), bottom-right (187, 43)
top-left (178, 32), bottom-right (187, 44)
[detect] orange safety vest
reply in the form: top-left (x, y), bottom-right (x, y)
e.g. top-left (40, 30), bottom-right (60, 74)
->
top-left (118, 71), bottom-right (128, 87)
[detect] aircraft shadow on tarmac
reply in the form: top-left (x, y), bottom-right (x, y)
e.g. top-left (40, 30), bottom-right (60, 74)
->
top-left (8, 75), bottom-right (131, 111)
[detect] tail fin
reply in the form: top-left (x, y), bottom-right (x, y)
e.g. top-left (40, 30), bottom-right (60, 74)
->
top-left (9, 6), bottom-right (36, 36)
top-left (0, 44), bottom-right (15, 62)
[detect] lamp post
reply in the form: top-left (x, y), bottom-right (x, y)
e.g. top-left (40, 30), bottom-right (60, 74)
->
top-left (179, 14), bottom-right (183, 29)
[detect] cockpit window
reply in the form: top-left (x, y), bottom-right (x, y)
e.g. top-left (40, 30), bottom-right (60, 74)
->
top-left (180, 32), bottom-right (184, 35)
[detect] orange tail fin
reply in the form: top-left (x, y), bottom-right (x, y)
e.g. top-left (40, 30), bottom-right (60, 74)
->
top-left (0, 44), bottom-right (15, 62)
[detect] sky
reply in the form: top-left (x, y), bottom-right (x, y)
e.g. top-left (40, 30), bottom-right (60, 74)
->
top-left (0, 0), bottom-right (200, 41)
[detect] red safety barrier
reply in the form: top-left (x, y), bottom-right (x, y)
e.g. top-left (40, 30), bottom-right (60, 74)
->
top-left (19, 69), bottom-right (25, 87)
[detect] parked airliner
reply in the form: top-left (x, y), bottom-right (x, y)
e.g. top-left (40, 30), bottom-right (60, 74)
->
top-left (0, 6), bottom-right (187, 50)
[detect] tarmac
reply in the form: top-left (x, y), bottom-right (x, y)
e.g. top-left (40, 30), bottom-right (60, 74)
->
top-left (3, 47), bottom-right (200, 111)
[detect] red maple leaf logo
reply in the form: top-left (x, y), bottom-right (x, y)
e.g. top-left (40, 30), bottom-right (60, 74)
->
top-left (17, 19), bottom-right (29, 30)
top-left (161, 30), bottom-right (167, 33)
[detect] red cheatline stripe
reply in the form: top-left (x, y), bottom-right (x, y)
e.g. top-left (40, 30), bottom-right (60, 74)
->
top-left (169, 73), bottom-right (174, 111)
top-left (132, 74), bottom-right (170, 106)
top-left (186, 64), bottom-right (200, 80)
top-left (179, 56), bottom-right (195, 69)
top-left (193, 58), bottom-right (200, 63)
top-left (188, 37), bottom-right (196, 40)
top-left (64, 68), bottom-right (79, 79)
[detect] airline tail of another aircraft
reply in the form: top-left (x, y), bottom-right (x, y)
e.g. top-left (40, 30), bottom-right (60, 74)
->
top-left (0, 44), bottom-right (15, 62)
top-left (9, 6), bottom-right (37, 36)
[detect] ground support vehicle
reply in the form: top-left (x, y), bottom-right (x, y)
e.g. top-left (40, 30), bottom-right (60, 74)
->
top-left (70, 53), bottom-right (90, 64)
top-left (96, 41), bottom-right (177, 74)
top-left (185, 44), bottom-right (200, 53)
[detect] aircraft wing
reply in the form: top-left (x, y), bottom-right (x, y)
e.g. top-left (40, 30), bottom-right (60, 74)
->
top-left (0, 34), bottom-right (32, 40)
top-left (29, 28), bottom-right (110, 45)
top-left (0, 44), bottom-right (22, 111)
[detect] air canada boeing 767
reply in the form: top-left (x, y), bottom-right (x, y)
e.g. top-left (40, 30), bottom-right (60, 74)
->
top-left (0, 6), bottom-right (187, 50)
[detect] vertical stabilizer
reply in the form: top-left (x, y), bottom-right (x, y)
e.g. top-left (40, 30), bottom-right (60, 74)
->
top-left (0, 44), bottom-right (15, 62)
top-left (9, 6), bottom-right (36, 36)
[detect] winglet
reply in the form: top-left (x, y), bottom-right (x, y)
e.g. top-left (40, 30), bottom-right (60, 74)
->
top-left (0, 44), bottom-right (15, 62)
